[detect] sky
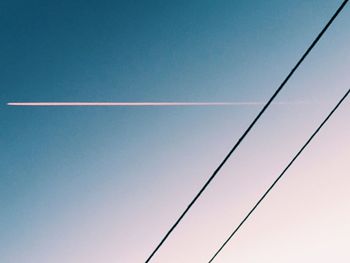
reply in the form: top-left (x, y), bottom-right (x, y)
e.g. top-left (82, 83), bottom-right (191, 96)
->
top-left (1, 1), bottom-right (350, 262)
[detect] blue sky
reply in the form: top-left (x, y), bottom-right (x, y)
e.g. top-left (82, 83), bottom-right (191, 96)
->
top-left (1, 1), bottom-right (350, 262)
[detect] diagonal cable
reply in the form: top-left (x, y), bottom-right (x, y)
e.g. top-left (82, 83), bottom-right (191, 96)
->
top-left (209, 88), bottom-right (350, 262)
top-left (145, 1), bottom-right (348, 261)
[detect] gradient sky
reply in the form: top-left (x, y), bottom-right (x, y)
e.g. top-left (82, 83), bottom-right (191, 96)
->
top-left (1, 1), bottom-right (349, 262)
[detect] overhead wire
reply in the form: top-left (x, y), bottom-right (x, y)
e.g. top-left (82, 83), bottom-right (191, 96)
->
top-left (145, 1), bottom-right (349, 261)
top-left (208, 87), bottom-right (350, 262)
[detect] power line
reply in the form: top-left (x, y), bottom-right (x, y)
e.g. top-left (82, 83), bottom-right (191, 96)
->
top-left (145, 1), bottom-right (349, 261)
top-left (208, 88), bottom-right (350, 262)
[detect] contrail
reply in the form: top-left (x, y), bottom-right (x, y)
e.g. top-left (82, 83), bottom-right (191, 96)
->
top-left (6, 101), bottom-right (309, 107)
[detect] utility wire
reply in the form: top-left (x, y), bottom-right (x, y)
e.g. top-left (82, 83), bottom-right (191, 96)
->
top-left (209, 87), bottom-right (350, 262)
top-left (145, 1), bottom-right (349, 261)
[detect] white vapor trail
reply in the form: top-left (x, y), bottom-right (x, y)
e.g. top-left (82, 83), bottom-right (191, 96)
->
top-left (6, 101), bottom-right (308, 107)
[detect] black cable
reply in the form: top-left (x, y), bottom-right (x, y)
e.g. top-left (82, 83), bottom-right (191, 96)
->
top-left (145, 1), bottom-right (349, 261)
top-left (208, 88), bottom-right (350, 262)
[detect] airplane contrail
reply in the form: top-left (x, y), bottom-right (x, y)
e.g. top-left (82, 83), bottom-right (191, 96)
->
top-left (6, 101), bottom-right (309, 107)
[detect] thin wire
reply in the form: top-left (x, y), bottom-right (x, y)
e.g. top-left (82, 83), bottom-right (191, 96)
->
top-left (145, 1), bottom-right (349, 261)
top-left (208, 88), bottom-right (350, 262)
